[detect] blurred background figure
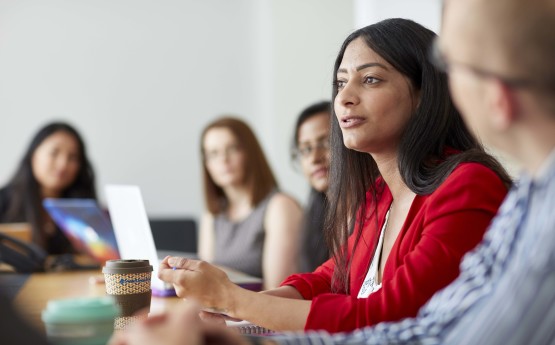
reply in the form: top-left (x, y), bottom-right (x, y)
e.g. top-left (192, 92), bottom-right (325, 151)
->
top-left (291, 101), bottom-right (331, 272)
top-left (0, 122), bottom-right (97, 255)
top-left (197, 117), bottom-right (302, 289)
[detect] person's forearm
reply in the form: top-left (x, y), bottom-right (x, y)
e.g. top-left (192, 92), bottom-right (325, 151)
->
top-left (262, 265), bottom-right (296, 290)
top-left (159, 258), bottom-right (310, 332)
top-left (228, 285), bottom-right (311, 331)
top-left (260, 286), bottom-right (304, 299)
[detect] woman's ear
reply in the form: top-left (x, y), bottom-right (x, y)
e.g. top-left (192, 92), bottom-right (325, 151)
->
top-left (412, 87), bottom-right (422, 111)
top-left (488, 79), bottom-right (519, 131)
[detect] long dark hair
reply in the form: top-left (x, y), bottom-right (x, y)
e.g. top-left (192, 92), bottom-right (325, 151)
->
top-left (3, 122), bottom-right (96, 249)
top-left (201, 117), bottom-right (278, 214)
top-left (326, 18), bottom-right (511, 293)
top-left (291, 101), bottom-right (332, 271)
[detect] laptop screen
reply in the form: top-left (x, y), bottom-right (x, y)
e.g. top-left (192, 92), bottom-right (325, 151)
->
top-left (43, 198), bottom-right (120, 263)
top-left (105, 185), bottom-right (170, 294)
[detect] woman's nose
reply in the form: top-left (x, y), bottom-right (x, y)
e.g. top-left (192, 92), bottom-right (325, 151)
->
top-left (335, 81), bottom-right (359, 107)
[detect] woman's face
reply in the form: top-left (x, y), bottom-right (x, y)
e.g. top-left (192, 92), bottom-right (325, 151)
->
top-left (334, 37), bottom-right (419, 156)
top-left (297, 113), bottom-right (330, 192)
top-left (31, 130), bottom-right (81, 196)
top-left (203, 127), bottom-right (246, 189)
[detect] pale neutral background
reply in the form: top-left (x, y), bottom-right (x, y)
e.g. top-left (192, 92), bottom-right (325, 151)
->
top-left (0, 0), bottom-right (441, 219)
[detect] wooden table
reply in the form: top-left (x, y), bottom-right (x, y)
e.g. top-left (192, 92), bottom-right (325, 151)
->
top-left (13, 264), bottom-right (261, 333)
top-left (14, 270), bottom-right (182, 332)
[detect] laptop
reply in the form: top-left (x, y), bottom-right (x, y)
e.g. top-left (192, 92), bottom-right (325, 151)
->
top-left (105, 185), bottom-right (263, 296)
top-left (44, 187), bottom-right (262, 295)
top-left (43, 198), bottom-right (120, 263)
top-left (43, 192), bottom-right (186, 296)
top-left (105, 185), bottom-right (178, 296)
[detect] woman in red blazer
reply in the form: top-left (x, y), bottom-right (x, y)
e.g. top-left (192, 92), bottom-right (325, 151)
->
top-left (279, 162), bottom-right (505, 331)
top-left (158, 19), bottom-right (511, 333)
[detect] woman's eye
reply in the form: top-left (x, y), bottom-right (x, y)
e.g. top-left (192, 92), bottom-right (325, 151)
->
top-left (49, 149), bottom-right (59, 157)
top-left (204, 151), bottom-right (217, 160)
top-left (364, 76), bottom-right (380, 84)
top-left (68, 154), bottom-right (79, 163)
top-left (335, 80), bottom-right (346, 90)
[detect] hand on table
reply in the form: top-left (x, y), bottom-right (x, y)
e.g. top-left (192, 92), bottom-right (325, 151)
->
top-left (158, 256), bottom-right (238, 314)
top-left (108, 301), bottom-right (249, 345)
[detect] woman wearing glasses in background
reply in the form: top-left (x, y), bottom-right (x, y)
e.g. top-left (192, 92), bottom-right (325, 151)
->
top-left (160, 19), bottom-right (511, 333)
top-left (197, 117), bottom-right (302, 290)
top-left (291, 101), bottom-right (332, 272)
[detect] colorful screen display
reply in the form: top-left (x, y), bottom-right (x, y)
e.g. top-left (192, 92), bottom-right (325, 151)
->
top-left (43, 198), bottom-right (120, 263)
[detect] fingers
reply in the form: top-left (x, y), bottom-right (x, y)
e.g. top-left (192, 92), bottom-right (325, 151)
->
top-left (158, 256), bottom-right (188, 282)
top-left (221, 315), bottom-right (243, 322)
top-left (160, 256), bottom-right (200, 271)
top-left (174, 300), bottom-right (202, 320)
top-left (107, 331), bottom-right (127, 345)
top-left (158, 257), bottom-right (204, 282)
top-left (160, 255), bottom-right (171, 269)
top-left (157, 264), bottom-right (183, 283)
top-left (168, 256), bottom-right (193, 269)
top-left (157, 257), bottom-right (229, 306)
top-left (199, 310), bottom-right (243, 323)
top-left (199, 311), bottom-right (227, 325)
top-left (141, 313), bottom-right (167, 326)
top-left (162, 256), bottom-right (216, 272)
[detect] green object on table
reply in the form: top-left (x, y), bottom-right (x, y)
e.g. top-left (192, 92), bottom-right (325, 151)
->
top-left (41, 296), bottom-right (119, 345)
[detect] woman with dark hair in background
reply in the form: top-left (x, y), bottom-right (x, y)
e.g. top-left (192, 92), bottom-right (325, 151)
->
top-left (291, 101), bottom-right (332, 272)
top-left (197, 116), bottom-right (302, 289)
top-left (0, 121), bottom-right (96, 254)
top-left (158, 19), bottom-right (510, 333)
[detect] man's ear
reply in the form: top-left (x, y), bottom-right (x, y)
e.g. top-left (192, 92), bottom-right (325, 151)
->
top-left (488, 79), bottom-right (519, 131)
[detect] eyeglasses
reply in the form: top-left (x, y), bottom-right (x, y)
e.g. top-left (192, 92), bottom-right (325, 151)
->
top-left (429, 37), bottom-right (550, 90)
top-left (293, 138), bottom-right (330, 159)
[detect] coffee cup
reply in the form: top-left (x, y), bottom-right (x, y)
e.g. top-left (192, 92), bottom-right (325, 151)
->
top-left (102, 259), bottom-right (153, 330)
top-left (42, 296), bottom-right (118, 345)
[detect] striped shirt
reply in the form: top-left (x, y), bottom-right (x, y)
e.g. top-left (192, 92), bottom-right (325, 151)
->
top-left (272, 150), bottom-right (555, 345)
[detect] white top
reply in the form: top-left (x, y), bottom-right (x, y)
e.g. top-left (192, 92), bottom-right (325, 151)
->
top-left (357, 205), bottom-right (392, 299)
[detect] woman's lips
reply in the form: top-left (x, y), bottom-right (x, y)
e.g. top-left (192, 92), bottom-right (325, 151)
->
top-left (312, 167), bottom-right (328, 178)
top-left (339, 116), bottom-right (366, 128)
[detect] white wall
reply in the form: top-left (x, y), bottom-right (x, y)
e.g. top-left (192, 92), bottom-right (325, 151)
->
top-left (354, 0), bottom-right (441, 32)
top-left (0, 0), bottom-right (354, 219)
top-left (1, 1), bottom-right (463, 221)
top-left (259, 1), bottom-right (354, 205)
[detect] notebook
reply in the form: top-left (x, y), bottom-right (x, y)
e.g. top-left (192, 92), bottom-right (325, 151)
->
top-left (43, 198), bottom-right (120, 263)
top-left (105, 184), bottom-right (263, 297)
top-left (226, 320), bottom-right (276, 335)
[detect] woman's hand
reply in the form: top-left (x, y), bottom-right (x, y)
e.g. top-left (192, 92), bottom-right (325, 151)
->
top-left (108, 302), bottom-right (203, 345)
top-left (159, 256), bottom-right (310, 331)
top-left (158, 256), bottom-right (238, 315)
top-left (108, 301), bottom-right (250, 345)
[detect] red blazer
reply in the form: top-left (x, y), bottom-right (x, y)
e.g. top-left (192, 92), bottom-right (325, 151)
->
top-left (281, 163), bottom-right (507, 332)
